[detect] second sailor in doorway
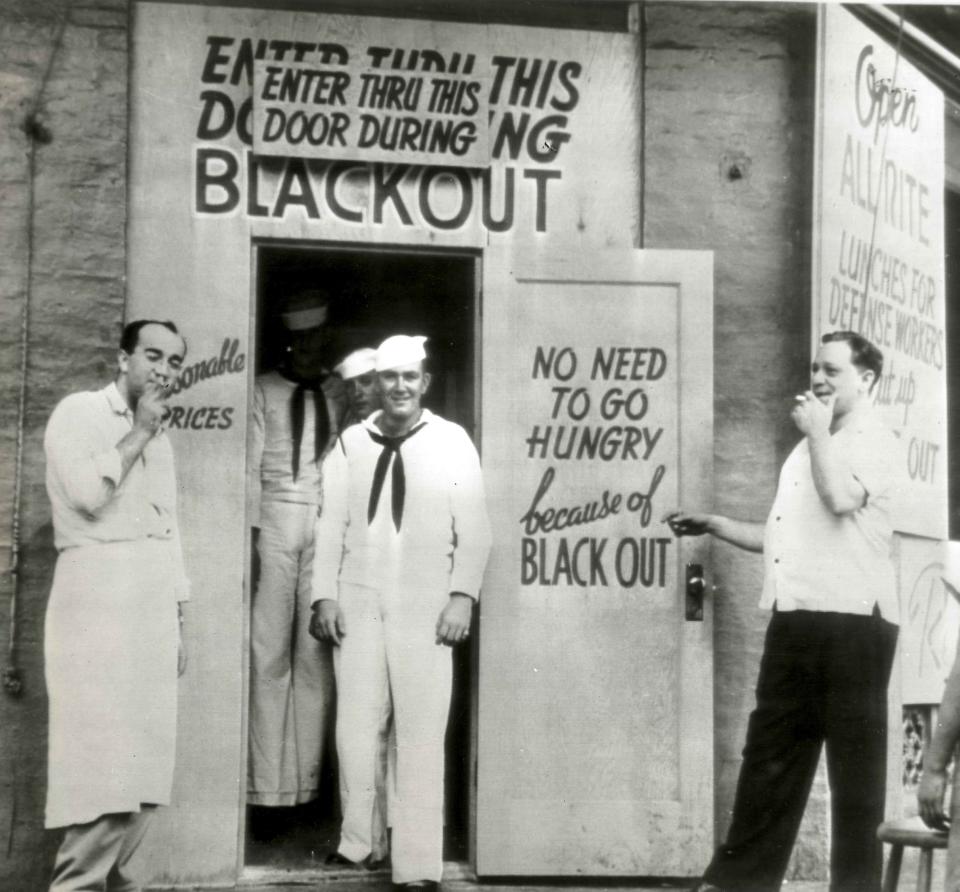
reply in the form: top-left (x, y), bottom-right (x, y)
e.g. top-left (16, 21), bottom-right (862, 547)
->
top-left (336, 346), bottom-right (380, 424)
top-left (332, 343), bottom-right (393, 867)
top-left (247, 290), bottom-right (349, 814)
top-left (311, 335), bottom-right (491, 889)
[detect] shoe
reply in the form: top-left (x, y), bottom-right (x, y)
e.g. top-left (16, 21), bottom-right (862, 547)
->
top-left (690, 883), bottom-right (725, 892)
top-left (364, 853), bottom-right (391, 871)
top-left (393, 882), bottom-right (439, 891)
top-left (325, 851), bottom-right (360, 869)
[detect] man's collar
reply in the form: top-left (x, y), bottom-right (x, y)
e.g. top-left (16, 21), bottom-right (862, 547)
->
top-left (831, 401), bottom-right (878, 437)
top-left (362, 408), bottom-right (434, 436)
top-left (104, 382), bottom-right (132, 416)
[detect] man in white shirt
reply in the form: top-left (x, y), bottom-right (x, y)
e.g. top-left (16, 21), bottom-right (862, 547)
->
top-left (44, 320), bottom-right (190, 891)
top-left (247, 290), bottom-right (349, 811)
top-left (310, 335), bottom-right (491, 889)
top-left (665, 331), bottom-right (902, 892)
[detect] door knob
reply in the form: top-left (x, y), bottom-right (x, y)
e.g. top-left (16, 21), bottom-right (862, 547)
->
top-left (686, 562), bottom-right (705, 622)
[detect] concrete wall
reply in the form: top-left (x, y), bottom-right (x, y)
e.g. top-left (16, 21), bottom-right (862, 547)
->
top-left (642, 1), bottom-right (824, 879)
top-left (0, 1), bottom-right (129, 889)
top-left (0, 0), bottom-right (915, 886)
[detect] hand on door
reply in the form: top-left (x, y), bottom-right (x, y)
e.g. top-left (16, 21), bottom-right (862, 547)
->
top-left (662, 510), bottom-right (713, 537)
top-left (663, 510), bottom-right (764, 553)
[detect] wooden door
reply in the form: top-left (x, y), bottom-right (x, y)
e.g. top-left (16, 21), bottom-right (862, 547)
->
top-left (477, 248), bottom-right (714, 876)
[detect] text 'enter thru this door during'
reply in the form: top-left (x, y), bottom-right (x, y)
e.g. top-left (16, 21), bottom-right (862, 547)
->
top-left (478, 249), bottom-right (714, 877)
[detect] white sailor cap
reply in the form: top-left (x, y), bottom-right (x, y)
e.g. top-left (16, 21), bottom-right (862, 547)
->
top-left (281, 291), bottom-right (329, 331)
top-left (335, 347), bottom-right (377, 380)
top-left (375, 335), bottom-right (427, 371)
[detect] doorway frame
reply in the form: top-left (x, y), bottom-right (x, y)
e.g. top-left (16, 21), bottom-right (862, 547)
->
top-left (240, 237), bottom-right (485, 882)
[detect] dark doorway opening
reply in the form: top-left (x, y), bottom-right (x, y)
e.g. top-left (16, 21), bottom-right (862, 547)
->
top-left (254, 243), bottom-right (478, 433)
top-left (244, 242), bottom-right (479, 874)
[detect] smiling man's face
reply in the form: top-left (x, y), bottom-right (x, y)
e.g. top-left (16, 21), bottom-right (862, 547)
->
top-left (377, 362), bottom-right (431, 429)
top-left (810, 339), bottom-right (874, 419)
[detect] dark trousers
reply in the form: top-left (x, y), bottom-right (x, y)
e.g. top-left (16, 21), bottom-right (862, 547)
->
top-left (703, 608), bottom-right (898, 892)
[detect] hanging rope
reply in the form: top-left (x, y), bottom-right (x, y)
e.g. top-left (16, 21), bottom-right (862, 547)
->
top-left (4, 6), bottom-right (69, 703)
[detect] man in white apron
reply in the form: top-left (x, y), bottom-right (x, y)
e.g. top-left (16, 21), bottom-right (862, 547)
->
top-left (44, 320), bottom-right (191, 891)
top-left (311, 335), bottom-right (491, 889)
top-left (247, 290), bottom-right (348, 811)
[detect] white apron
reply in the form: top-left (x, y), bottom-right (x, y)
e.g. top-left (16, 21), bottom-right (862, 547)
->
top-left (45, 538), bottom-right (180, 828)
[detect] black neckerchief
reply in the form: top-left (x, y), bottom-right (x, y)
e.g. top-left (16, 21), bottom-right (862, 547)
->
top-left (366, 420), bottom-right (427, 532)
top-left (284, 372), bottom-right (330, 481)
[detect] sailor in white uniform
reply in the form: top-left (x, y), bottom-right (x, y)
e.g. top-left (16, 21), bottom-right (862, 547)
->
top-left (247, 291), bottom-right (348, 808)
top-left (311, 335), bottom-right (491, 888)
top-left (329, 344), bottom-right (392, 866)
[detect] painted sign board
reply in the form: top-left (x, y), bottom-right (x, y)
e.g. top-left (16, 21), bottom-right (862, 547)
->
top-left (813, 5), bottom-right (947, 538)
top-left (187, 11), bottom-right (637, 243)
top-left (251, 42), bottom-right (492, 166)
top-left (127, 3), bottom-right (640, 883)
top-left (478, 248), bottom-right (714, 876)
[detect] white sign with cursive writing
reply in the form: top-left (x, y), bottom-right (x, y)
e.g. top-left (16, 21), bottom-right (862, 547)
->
top-left (813, 6), bottom-right (947, 538)
top-left (900, 536), bottom-right (960, 703)
top-left (515, 340), bottom-right (674, 592)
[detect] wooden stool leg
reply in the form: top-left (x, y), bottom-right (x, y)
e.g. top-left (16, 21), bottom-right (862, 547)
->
top-left (917, 847), bottom-right (934, 892)
top-left (882, 843), bottom-right (904, 892)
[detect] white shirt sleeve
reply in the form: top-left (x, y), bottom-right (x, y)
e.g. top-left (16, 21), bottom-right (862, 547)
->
top-left (44, 394), bottom-right (122, 516)
top-left (311, 436), bottom-right (350, 604)
top-left (247, 379), bottom-right (266, 527)
top-left (447, 426), bottom-right (492, 600)
top-left (848, 425), bottom-right (903, 510)
top-left (169, 487), bottom-right (192, 603)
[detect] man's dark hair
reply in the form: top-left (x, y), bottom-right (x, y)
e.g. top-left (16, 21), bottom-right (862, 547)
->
top-left (821, 330), bottom-right (883, 389)
top-left (120, 319), bottom-right (185, 356)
